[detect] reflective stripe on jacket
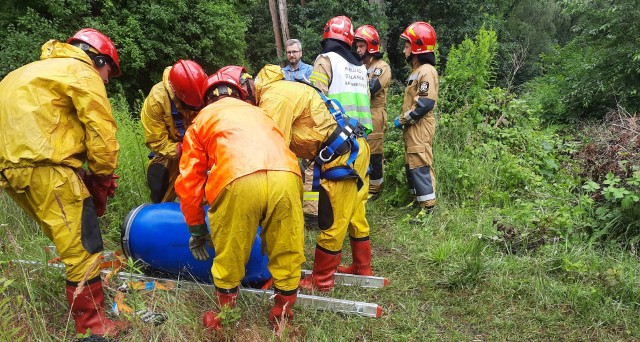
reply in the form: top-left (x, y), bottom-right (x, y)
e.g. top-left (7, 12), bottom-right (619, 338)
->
top-left (0, 40), bottom-right (118, 176)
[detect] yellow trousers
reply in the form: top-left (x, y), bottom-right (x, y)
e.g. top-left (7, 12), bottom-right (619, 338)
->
top-left (316, 137), bottom-right (371, 251)
top-left (1, 166), bottom-right (102, 282)
top-left (208, 170), bottom-right (304, 292)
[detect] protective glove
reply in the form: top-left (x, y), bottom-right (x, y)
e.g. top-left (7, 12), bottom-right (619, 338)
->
top-left (107, 174), bottom-right (120, 198)
top-left (188, 224), bottom-right (211, 261)
top-left (175, 142), bottom-right (183, 158)
top-left (394, 117), bottom-right (403, 129)
top-left (88, 174), bottom-right (116, 217)
top-left (76, 168), bottom-right (92, 188)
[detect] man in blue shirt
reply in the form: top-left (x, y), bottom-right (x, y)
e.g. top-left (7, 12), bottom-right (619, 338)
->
top-left (282, 39), bottom-right (313, 81)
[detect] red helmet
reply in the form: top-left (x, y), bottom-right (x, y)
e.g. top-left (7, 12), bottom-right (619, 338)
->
top-left (168, 60), bottom-right (208, 108)
top-left (400, 22), bottom-right (437, 54)
top-left (202, 71), bottom-right (244, 102)
top-left (354, 25), bottom-right (381, 54)
top-left (67, 28), bottom-right (121, 77)
top-left (217, 65), bottom-right (255, 103)
top-left (323, 16), bottom-right (354, 46)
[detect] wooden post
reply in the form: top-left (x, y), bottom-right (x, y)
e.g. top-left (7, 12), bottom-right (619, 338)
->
top-left (278, 0), bottom-right (290, 44)
top-left (269, 0), bottom-right (283, 60)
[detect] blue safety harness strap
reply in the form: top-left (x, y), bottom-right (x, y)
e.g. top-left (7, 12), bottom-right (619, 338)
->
top-left (296, 80), bottom-right (364, 191)
top-left (148, 100), bottom-right (185, 159)
top-left (170, 100), bottom-right (186, 137)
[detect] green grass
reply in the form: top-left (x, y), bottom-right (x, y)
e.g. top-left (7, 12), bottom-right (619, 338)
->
top-left (4, 191), bottom-right (639, 341)
top-left (2, 97), bottom-right (640, 341)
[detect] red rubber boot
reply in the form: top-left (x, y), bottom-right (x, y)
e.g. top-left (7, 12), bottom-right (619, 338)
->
top-left (268, 290), bottom-right (297, 331)
top-left (299, 246), bottom-right (341, 292)
top-left (202, 288), bottom-right (238, 331)
top-left (337, 238), bottom-right (373, 276)
top-left (66, 276), bottom-right (129, 337)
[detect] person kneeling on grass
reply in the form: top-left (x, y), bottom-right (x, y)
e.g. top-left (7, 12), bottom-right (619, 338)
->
top-left (175, 66), bottom-right (304, 331)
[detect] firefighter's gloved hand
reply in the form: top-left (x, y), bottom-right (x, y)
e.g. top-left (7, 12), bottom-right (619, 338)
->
top-left (176, 142), bottom-right (183, 158)
top-left (394, 117), bottom-right (402, 129)
top-left (188, 224), bottom-right (210, 261)
top-left (88, 174), bottom-right (117, 217)
top-left (107, 174), bottom-right (120, 198)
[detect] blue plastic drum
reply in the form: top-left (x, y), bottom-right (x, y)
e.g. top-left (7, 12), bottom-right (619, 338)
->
top-left (121, 202), bottom-right (271, 284)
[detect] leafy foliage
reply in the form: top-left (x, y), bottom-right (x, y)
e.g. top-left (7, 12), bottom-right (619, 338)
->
top-left (0, 0), bottom-right (248, 105)
top-left (495, 0), bottom-right (568, 89)
top-left (525, 0), bottom-right (640, 121)
top-left (0, 277), bottom-right (23, 342)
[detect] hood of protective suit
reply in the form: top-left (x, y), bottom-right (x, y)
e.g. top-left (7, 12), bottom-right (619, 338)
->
top-left (40, 39), bottom-right (95, 67)
top-left (161, 66), bottom-right (177, 100)
top-left (255, 64), bottom-right (285, 103)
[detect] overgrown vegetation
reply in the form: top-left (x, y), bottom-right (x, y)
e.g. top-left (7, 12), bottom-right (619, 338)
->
top-left (1, 0), bottom-right (640, 340)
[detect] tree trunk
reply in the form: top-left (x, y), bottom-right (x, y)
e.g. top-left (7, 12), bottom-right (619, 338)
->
top-left (269, 0), bottom-right (283, 60)
top-left (278, 0), bottom-right (290, 44)
top-left (368, 0), bottom-right (385, 49)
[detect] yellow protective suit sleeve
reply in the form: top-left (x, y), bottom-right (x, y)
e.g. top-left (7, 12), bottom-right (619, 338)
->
top-left (401, 61), bottom-right (439, 122)
top-left (141, 67), bottom-right (181, 157)
top-left (70, 67), bottom-right (119, 176)
top-left (369, 59), bottom-right (392, 107)
top-left (256, 65), bottom-right (335, 160)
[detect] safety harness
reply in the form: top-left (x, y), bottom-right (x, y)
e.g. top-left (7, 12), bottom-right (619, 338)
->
top-left (170, 100), bottom-right (186, 137)
top-left (297, 80), bottom-right (366, 191)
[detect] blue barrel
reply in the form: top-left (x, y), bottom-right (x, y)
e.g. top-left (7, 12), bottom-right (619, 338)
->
top-left (121, 202), bottom-right (271, 284)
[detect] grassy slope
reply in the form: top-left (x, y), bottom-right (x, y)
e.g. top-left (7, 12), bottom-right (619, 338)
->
top-left (1, 99), bottom-right (640, 341)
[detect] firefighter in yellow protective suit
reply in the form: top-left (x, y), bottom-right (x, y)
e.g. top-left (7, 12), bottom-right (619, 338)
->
top-left (175, 68), bottom-right (304, 331)
top-left (394, 22), bottom-right (439, 211)
top-left (141, 60), bottom-right (207, 203)
top-left (308, 16), bottom-right (373, 283)
top-left (252, 65), bottom-right (372, 292)
top-left (306, 16), bottom-right (373, 224)
top-left (354, 25), bottom-right (392, 198)
top-left (0, 28), bottom-right (127, 337)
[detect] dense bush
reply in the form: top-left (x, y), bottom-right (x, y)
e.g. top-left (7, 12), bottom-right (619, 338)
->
top-left (0, 0), bottom-right (249, 105)
top-left (382, 26), bottom-right (593, 241)
top-left (524, 0), bottom-right (640, 121)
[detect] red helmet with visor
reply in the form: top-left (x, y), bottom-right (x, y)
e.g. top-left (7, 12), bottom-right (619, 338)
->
top-left (400, 22), bottom-right (437, 54)
top-left (354, 25), bottom-right (381, 54)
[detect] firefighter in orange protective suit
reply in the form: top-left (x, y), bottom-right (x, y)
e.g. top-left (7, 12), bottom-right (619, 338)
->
top-left (251, 65), bottom-right (372, 292)
top-left (394, 22), bottom-right (439, 211)
top-left (0, 28), bottom-right (127, 337)
top-left (175, 68), bottom-right (304, 331)
top-left (141, 60), bottom-right (207, 203)
top-left (354, 25), bottom-right (392, 199)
